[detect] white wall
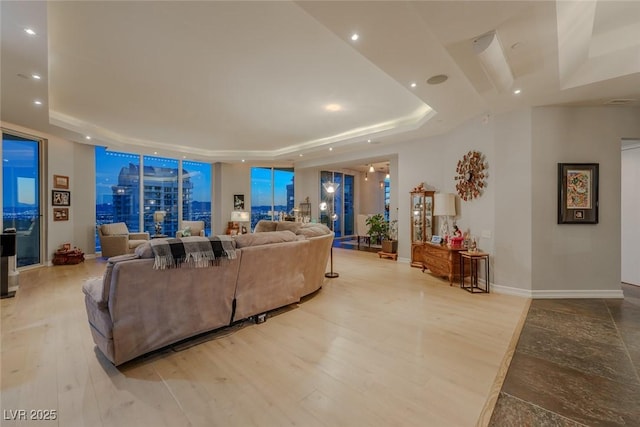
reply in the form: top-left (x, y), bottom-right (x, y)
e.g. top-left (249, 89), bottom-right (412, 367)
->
top-left (622, 143), bottom-right (640, 286)
top-left (494, 109), bottom-right (533, 292)
top-left (531, 106), bottom-right (640, 296)
top-left (215, 163), bottom-right (251, 234)
top-left (395, 115), bottom-right (496, 263)
top-left (359, 170), bottom-right (387, 215)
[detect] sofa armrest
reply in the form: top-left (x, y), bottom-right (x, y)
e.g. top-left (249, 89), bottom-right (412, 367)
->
top-left (99, 235), bottom-right (129, 258)
top-left (129, 232), bottom-right (150, 240)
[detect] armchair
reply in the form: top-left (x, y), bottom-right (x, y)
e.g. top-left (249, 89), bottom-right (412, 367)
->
top-left (356, 214), bottom-right (372, 249)
top-left (97, 223), bottom-right (150, 258)
top-left (176, 220), bottom-right (206, 238)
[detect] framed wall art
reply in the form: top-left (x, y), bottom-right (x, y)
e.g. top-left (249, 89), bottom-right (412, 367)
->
top-left (557, 163), bottom-right (599, 224)
top-left (53, 174), bottom-right (69, 189)
top-left (233, 194), bottom-right (245, 210)
top-left (53, 208), bottom-right (69, 221)
top-left (52, 190), bottom-right (71, 206)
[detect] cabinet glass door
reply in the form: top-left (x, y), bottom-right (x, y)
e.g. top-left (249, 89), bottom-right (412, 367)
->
top-left (411, 194), bottom-right (424, 242)
top-left (425, 194), bottom-right (433, 240)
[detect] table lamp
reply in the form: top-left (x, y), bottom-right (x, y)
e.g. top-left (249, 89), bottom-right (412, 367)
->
top-left (230, 211), bottom-right (251, 234)
top-left (433, 193), bottom-right (456, 240)
top-left (153, 210), bottom-right (166, 236)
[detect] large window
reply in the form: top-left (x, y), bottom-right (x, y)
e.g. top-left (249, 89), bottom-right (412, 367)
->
top-left (2, 133), bottom-right (42, 267)
top-left (96, 148), bottom-right (141, 234)
top-left (182, 161), bottom-right (212, 235)
top-left (320, 171), bottom-right (354, 238)
top-left (250, 167), bottom-right (294, 230)
top-left (95, 147), bottom-right (211, 250)
top-left (143, 155), bottom-right (179, 236)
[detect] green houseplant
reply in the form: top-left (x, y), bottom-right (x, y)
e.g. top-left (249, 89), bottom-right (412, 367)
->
top-left (366, 214), bottom-right (398, 254)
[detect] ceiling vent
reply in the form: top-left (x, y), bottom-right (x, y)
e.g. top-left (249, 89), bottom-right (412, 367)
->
top-left (605, 99), bottom-right (637, 105)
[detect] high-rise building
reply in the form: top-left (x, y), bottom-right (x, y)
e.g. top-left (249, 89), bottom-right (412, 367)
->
top-left (111, 163), bottom-right (193, 237)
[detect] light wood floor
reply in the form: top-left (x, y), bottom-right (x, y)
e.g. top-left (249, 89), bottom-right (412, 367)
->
top-left (1, 249), bottom-right (529, 427)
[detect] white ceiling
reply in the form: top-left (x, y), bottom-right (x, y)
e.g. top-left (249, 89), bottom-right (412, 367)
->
top-left (2, 1), bottom-right (639, 167)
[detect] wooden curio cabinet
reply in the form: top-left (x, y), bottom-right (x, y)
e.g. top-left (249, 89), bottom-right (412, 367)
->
top-left (410, 184), bottom-right (434, 267)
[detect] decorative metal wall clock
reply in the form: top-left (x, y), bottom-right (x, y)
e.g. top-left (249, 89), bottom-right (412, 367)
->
top-left (455, 150), bottom-right (487, 201)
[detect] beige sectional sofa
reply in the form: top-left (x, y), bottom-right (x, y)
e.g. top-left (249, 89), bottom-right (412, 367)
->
top-left (82, 222), bottom-right (333, 365)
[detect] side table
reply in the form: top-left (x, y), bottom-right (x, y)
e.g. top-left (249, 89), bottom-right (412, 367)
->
top-left (459, 251), bottom-right (490, 293)
top-left (52, 249), bottom-right (85, 265)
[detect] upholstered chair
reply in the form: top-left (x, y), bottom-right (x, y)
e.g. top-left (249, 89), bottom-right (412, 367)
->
top-left (356, 214), bottom-right (372, 248)
top-left (97, 223), bottom-right (150, 258)
top-left (176, 220), bottom-right (206, 238)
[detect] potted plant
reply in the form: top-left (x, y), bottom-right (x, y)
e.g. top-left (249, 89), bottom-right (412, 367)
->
top-left (366, 214), bottom-right (398, 254)
top-left (382, 219), bottom-right (398, 254)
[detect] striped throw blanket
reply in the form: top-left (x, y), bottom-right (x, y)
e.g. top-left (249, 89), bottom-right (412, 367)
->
top-left (149, 235), bottom-right (237, 270)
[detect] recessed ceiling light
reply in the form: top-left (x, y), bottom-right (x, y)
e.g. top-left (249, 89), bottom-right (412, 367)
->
top-left (427, 74), bottom-right (448, 85)
top-left (299, 154), bottom-right (303, 157)
top-left (329, 147), bottom-right (333, 151)
top-left (513, 88), bottom-right (522, 95)
top-left (24, 28), bottom-right (36, 36)
top-left (33, 100), bottom-right (42, 105)
top-left (241, 159), bottom-right (245, 162)
top-left (182, 155), bottom-right (186, 159)
top-left (351, 33), bottom-right (359, 41)
top-left (325, 103), bottom-right (342, 112)
top-left (32, 73), bottom-right (41, 80)
top-left (367, 139), bottom-right (371, 143)
top-left (153, 151), bottom-right (158, 155)
top-left (85, 135), bottom-right (91, 140)
top-left (410, 82), bottom-right (417, 88)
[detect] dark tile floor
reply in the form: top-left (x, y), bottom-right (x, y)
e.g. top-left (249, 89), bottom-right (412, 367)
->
top-left (489, 283), bottom-right (640, 427)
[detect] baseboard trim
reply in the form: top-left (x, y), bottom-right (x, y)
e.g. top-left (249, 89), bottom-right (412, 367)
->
top-left (531, 289), bottom-right (624, 299)
top-left (490, 283), bottom-right (532, 298)
top-left (488, 284), bottom-right (624, 299)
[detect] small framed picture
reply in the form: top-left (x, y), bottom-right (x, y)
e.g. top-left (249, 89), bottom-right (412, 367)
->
top-left (53, 174), bottom-right (69, 189)
top-left (431, 235), bottom-right (443, 244)
top-left (53, 208), bottom-right (69, 221)
top-left (234, 194), bottom-right (245, 210)
top-left (62, 243), bottom-right (71, 250)
top-left (52, 190), bottom-right (71, 206)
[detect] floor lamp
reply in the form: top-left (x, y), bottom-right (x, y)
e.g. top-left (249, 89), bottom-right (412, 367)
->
top-left (322, 181), bottom-right (340, 278)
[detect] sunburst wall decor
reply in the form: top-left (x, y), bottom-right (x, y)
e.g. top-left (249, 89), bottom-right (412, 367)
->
top-left (455, 150), bottom-right (487, 201)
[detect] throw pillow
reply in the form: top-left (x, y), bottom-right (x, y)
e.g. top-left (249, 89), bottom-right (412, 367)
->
top-left (134, 243), bottom-right (153, 259)
top-left (182, 226), bottom-right (191, 237)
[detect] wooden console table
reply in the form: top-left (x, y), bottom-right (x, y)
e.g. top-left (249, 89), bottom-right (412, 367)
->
top-left (420, 242), bottom-right (468, 285)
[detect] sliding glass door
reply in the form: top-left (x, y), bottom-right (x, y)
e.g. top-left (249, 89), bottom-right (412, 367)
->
top-left (320, 171), bottom-right (354, 238)
top-left (2, 132), bottom-right (42, 267)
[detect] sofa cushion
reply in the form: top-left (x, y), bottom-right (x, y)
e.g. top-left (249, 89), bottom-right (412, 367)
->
top-left (128, 239), bottom-right (148, 250)
top-left (296, 223), bottom-right (331, 237)
top-left (254, 220), bottom-right (277, 233)
top-left (275, 221), bottom-right (302, 233)
top-left (234, 230), bottom-right (297, 248)
top-left (101, 222), bottom-right (129, 236)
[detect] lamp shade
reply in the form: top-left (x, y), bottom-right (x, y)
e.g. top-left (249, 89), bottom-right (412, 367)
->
top-left (230, 211), bottom-right (250, 222)
top-left (153, 210), bottom-right (166, 222)
top-left (433, 193), bottom-right (456, 216)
